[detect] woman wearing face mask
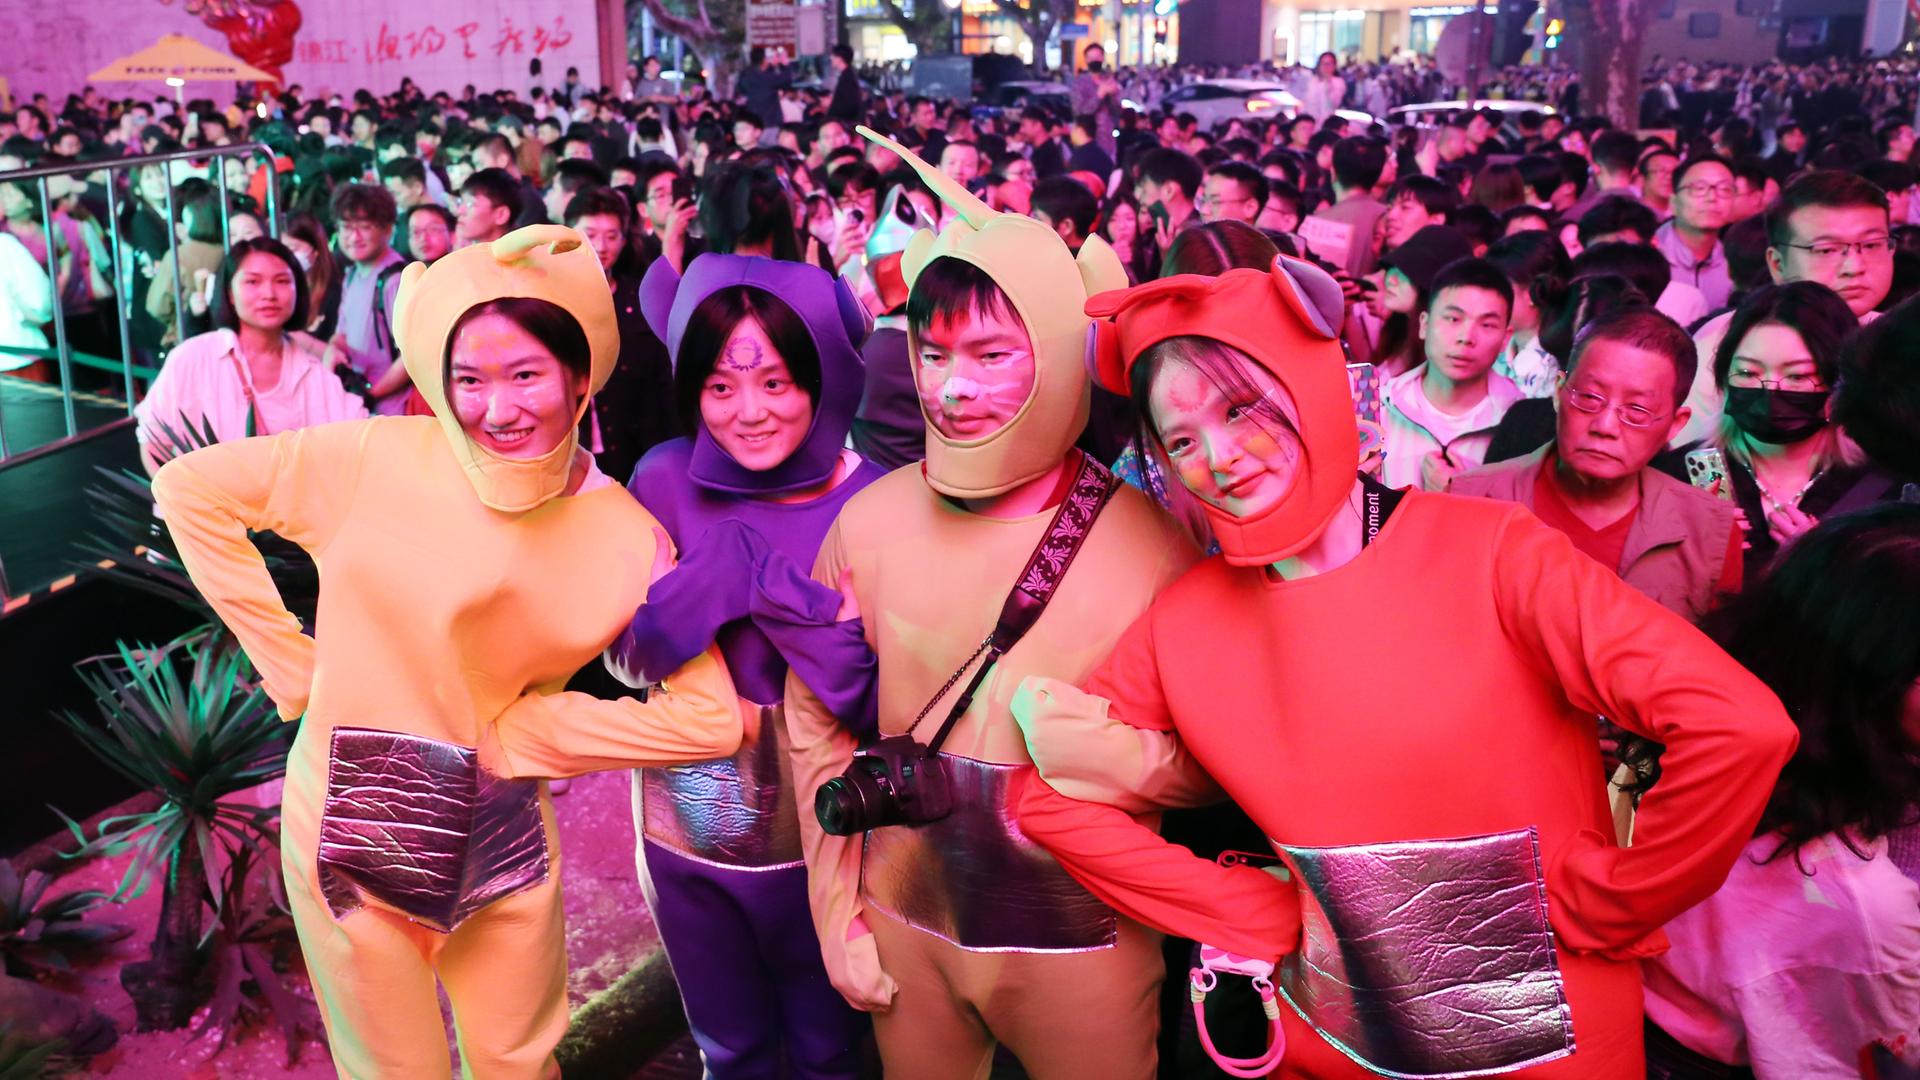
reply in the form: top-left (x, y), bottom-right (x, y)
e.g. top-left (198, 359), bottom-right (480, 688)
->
top-left (279, 212), bottom-right (338, 339)
top-left (134, 238), bottom-right (366, 475)
top-left (604, 252), bottom-right (880, 1078)
top-left (1008, 257), bottom-right (1798, 1078)
top-left (1712, 282), bottom-right (1905, 578)
top-left (151, 226), bottom-right (744, 1079)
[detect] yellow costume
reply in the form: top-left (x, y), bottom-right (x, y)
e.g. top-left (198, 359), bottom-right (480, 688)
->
top-left (152, 227), bottom-right (742, 1079)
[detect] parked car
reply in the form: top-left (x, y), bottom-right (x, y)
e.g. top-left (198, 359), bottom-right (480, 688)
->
top-left (1385, 99), bottom-right (1559, 127)
top-left (1159, 80), bottom-right (1375, 132)
top-left (971, 80), bottom-right (1072, 121)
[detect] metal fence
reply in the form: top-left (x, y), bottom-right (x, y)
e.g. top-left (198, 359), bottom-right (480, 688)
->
top-left (0, 142), bottom-right (278, 462)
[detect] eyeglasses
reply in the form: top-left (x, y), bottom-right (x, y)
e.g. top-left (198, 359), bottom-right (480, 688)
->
top-left (1677, 182), bottom-right (1735, 199)
top-left (1727, 372), bottom-right (1827, 391)
top-left (1562, 387), bottom-right (1669, 429)
top-left (1778, 237), bottom-right (1893, 263)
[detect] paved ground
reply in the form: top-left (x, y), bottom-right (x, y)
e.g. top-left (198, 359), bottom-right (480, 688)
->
top-left (38, 769), bottom-right (687, 1078)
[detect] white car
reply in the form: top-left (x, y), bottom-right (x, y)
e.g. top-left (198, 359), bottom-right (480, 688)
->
top-left (1160, 80), bottom-right (1375, 131)
top-left (1385, 99), bottom-right (1558, 127)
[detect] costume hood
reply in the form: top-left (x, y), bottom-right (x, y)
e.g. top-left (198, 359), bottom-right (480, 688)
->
top-left (394, 225), bottom-right (617, 513)
top-left (1086, 255), bottom-right (1359, 565)
top-left (640, 252), bottom-right (872, 494)
top-left (857, 125), bottom-right (1127, 499)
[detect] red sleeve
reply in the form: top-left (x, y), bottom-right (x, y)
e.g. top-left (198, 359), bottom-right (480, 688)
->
top-left (1017, 606), bottom-right (1303, 963)
top-left (1489, 508), bottom-right (1796, 957)
top-left (1716, 524), bottom-right (1744, 596)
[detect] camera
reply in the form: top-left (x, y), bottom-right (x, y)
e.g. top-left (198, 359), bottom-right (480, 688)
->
top-left (815, 736), bottom-right (953, 836)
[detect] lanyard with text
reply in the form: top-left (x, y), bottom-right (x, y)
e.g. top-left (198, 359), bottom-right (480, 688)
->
top-left (1359, 472), bottom-right (1406, 550)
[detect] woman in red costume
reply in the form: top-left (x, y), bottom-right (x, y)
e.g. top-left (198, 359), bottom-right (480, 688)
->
top-left (1011, 256), bottom-right (1800, 1078)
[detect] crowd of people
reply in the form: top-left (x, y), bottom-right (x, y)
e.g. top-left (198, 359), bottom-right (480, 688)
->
top-left (5, 40), bottom-right (1920, 1080)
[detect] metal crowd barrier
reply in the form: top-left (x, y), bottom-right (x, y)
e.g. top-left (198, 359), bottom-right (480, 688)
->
top-left (0, 142), bottom-right (278, 462)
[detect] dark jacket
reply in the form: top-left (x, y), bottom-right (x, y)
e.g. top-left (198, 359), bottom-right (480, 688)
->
top-left (828, 68), bottom-right (862, 122)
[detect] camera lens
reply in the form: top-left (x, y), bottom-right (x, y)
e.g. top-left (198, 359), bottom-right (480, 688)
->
top-left (815, 777), bottom-right (860, 836)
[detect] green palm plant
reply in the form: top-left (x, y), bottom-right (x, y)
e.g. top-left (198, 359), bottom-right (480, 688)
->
top-left (0, 862), bottom-right (128, 977)
top-left (56, 626), bottom-right (292, 1031)
top-left (0, 1025), bottom-right (62, 1080)
top-left (70, 416), bottom-right (318, 626)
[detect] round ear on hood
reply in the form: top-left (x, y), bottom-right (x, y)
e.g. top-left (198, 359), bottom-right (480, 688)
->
top-left (1268, 254), bottom-right (1345, 340)
top-left (1084, 320), bottom-right (1129, 395)
top-left (832, 273), bottom-right (874, 349)
top-left (639, 254), bottom-right (682, 344)
top-left (1076, 234), bottom-right (1130, 299)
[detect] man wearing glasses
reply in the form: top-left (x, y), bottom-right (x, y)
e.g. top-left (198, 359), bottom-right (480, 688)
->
top-left (1454, 307), bottom-right (1742, 619)
top-left (1673, 170), bottom-right (1894, 447)
top-left (1654, 156), bottom-right (1735, 311)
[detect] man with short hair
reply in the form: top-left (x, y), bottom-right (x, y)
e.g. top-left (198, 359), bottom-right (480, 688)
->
top-left (1132, 147), bottom-right (1201, 249)
top-left (1304, 136), bottom-right (1388, 275)
top-left (827, 43), bottom-right (863, 121)
top-left (405, 204), bottom-right (456, 265)
top-left (732, 110), bottom-right (766, 154)
top-left (1674, 170), bottom-right (1895, 447)
top-left (379, 156), bottom-right (433, 211)
top-left (1070, 43), bottom-right (1121, 158)
top-left (1020, 107), bottom-right (1067, 178)
top-left (1066, 114), bottom-right (1114, 179)
top-left (1380, 174), bottom-right (1459, 253)
top-left (1654, 155), bottom-right (1734, 311)
top-left (544, 157), bottom-right (610, 223)
top-left (738, 46), bottom-right (792, 143)
top-left (1453, 308), bottom-right (1742, 620)
top-left (327, 184), bottom-right (410, 414)
top-left (1380, 257), bottom-right (1522, 491)
top-left (939, 140), bottom-right (981, 189)
top-left (456, 168), bottom-right (520, 249)
top-left (1560, 128), bottom-right (1644, 225)
top-left (1031, 175), bottom-right (1099, 252)
top-left (1197, 161), bottom-right (1265, 226)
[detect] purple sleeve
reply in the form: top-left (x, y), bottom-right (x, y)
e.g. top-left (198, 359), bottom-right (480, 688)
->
top-left (749, 549), bottom-right (880, 739)
top-left (606, 520), bottom-right (764, 686)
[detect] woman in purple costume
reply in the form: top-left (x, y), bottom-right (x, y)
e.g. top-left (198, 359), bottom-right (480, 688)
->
top-left (608, 252), bottom-right (883, 1078)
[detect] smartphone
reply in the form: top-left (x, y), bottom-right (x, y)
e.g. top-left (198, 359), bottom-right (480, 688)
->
top-left (670, 175), bottom-right (694, 205)
top-left (1685, 447), bottom-right (1733, 500)
top-left (1346, 362), bottom-right (1382, 424)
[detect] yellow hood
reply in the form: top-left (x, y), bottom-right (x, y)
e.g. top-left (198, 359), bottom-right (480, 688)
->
top-left (393, 226), bottom-right (618, 513)
top-left (856, 127), bottom-right (1128, 499)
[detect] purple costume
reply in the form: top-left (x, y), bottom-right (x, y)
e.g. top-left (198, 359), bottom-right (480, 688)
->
top-left (608, 253), bottom-right (881, 1079)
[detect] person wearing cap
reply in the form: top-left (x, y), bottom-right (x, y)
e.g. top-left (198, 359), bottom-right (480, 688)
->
top-left (780, 129), bottom-right (1203, 1078)
top-left (1379, 253), bottom-right (1525, 491)
top-left (150, 226), bottom-right (746, 1079)
top-left (605, 253), bottom-right (883, 1078)
top-left (1009, 254), bottom-right (1798, 1079)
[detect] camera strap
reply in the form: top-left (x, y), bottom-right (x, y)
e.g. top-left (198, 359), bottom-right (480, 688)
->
top-left (911, 452), bottom-right (1123, 755)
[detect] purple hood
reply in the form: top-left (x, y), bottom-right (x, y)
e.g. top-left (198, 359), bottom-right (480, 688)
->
top-left (641, 253), bottom-right (873, 494)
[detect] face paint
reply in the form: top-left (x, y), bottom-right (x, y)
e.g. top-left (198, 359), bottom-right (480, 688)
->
top-left (722, 334), bottom-right (765, 372)
top-left (1148, 353), bottom-right (1305, 519)
top-left (914, 308), bottom-right (1038, 441)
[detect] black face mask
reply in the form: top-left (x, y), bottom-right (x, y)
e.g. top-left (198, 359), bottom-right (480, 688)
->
top-left (1724, 385), bottom-right (1830, 444)
top-left (1086, 61), bottom-right (1105, 73)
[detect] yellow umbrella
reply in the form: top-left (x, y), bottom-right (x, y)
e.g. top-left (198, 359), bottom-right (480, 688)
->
top-left (89, 34), bottom-right (275, 105)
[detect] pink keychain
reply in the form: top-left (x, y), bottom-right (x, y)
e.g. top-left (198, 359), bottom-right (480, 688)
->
top-left (1190, 849), bottom-right (1289, 1077)
top-left (1190, 944), bottom-right (1287, 1077)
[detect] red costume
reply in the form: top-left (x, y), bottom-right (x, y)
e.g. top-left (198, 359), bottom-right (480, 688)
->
top-left (1012, 261), bottom-right (1799, 1078)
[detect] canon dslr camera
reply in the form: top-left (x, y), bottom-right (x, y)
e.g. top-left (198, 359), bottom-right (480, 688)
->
top-left (815, 735), bottom-right (954, 836)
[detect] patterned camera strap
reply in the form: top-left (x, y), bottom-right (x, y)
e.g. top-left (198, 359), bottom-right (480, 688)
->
top-left (914, 452), bottom-right (1123, 755)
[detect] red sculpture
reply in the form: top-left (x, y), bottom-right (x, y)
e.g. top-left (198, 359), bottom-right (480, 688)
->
top-left (162, 0), bottom-right (304, 88)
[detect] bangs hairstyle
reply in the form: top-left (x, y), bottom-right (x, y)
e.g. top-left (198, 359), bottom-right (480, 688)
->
top-left (905, 256), bottom-right (1024, 338)
top-left (211, 237), bottom-right (311, 333)
top-left (673, 286), bottom-right (823, 431)
top-left (445, 296), bottom-right (593, 387)
top-left (1128, 335), bottom-right (1303, 548)
top-left (1711, 281), bottom-right (1863, 471)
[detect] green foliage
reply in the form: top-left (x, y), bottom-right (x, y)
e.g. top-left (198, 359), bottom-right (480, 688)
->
top-left (0, 863), bottom-right (128, 978)
top-left (71, 416), bottom-right (318, 625)
top-left (0, 1026), bottom-right (61, 1080)
top-left (55, 626), bottom-right (290, 930)
top-left (191, 840), bottom-right (314, 1066)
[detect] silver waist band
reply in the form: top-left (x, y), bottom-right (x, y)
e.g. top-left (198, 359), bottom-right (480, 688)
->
top-left (861, 753), bottom-right (1117, 953)
top-left (640, 702), bottom-right (803, 870)
top-left (315, 727), bottom-right (549, 933)
top-left (1274, 827), bottom-right (1574, 1078)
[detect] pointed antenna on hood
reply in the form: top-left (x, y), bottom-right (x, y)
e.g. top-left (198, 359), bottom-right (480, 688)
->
top-left (857, 125), bottom-right (996, 231)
